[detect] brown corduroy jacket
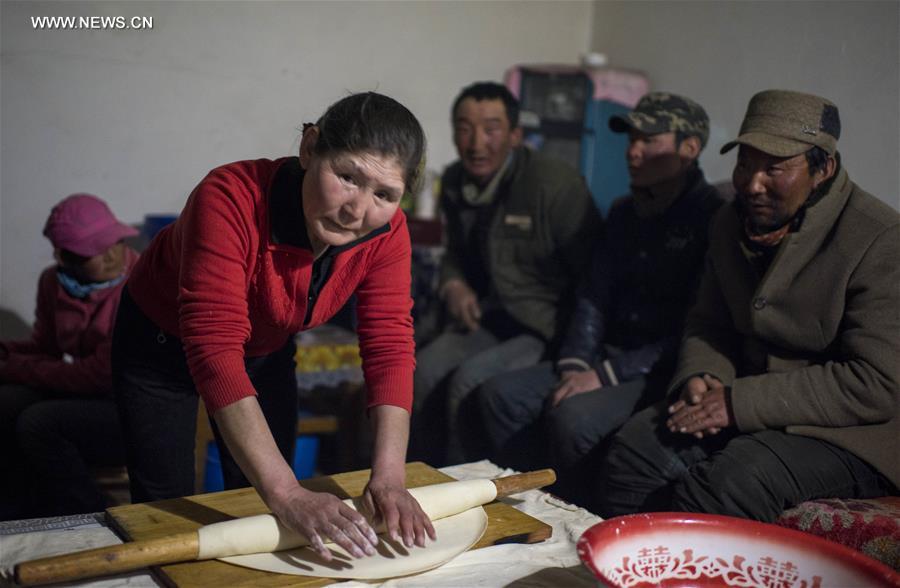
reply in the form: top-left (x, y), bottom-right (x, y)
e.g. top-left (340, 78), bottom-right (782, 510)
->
top-left (669, 166), bottom-right (900, 487)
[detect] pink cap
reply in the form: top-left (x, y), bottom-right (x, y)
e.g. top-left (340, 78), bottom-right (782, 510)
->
top-left (43, 193), bottom-right (138, 257)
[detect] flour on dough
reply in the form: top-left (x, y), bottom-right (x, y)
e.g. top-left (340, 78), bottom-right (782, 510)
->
top-left (220, 507), bottom-right (487, 580)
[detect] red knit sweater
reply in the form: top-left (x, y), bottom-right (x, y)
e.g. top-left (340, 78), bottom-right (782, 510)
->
top-left (127, 158), bottom-right (415, 413)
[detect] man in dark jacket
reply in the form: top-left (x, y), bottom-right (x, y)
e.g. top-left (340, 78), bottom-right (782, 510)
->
top-left (595, 90), bottom-right (899, 521)
top-left (478, 93), bottom-right (723, 502)
top-left (411, 82), bottom-right (601, 466)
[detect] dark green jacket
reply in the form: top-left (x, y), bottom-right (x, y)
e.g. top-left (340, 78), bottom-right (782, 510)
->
top-left (670, 166), bottom-right (900, 487)
top-left (439, 147), bottom-right (601, 342)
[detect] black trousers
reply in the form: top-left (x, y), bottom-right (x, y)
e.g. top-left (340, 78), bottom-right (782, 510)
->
top-left (593, 399), bottom-right (895, 522)
top-left (111, 289), bottom-right (298, 502)
top-left (0, 384), bottom-right (125, 519)
top-left (478, 360), bottom-right (653, 505)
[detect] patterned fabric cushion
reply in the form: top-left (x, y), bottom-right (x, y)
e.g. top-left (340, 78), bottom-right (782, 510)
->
top-left (776, 497), bottom-right (900, 570)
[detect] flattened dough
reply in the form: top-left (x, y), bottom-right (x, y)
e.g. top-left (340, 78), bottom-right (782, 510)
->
top-left (197, 479), bottom-right (496, 560)
top-left (220, 507), bottom-right (487, 580)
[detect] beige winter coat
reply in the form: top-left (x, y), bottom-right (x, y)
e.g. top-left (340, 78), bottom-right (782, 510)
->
top-left (670, 166), bottom-right (900, 487)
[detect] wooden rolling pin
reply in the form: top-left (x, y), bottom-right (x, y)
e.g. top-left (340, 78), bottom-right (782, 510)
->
top-left (15, 468), bottom-right (555, 586)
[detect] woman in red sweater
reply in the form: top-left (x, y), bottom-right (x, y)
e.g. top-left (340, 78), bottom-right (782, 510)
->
top-left (112, 93), bottom-right (433, 560)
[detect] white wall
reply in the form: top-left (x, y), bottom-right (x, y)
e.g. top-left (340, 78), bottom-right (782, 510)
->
top-left (1, 0), bottom-right (593, 326)
top-left (591, 0), bottom-right (899, 204)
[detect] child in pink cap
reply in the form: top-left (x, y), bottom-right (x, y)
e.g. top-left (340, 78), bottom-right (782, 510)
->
top-left (0, 193), bottom-right (139, 519)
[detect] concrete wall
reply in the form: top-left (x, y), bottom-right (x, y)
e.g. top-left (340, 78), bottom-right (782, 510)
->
top-left (591, 0), bottom-right (899, 203)
top-left (4, 0), bottom-right (896, 327)
top-left (1, 0), bottom-right (592, 326)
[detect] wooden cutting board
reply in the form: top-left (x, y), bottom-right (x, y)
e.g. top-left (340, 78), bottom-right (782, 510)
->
top-left (106, 462), bottom-right (552, 587)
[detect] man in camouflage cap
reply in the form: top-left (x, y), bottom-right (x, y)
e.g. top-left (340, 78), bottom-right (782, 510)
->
top-left (478, 91), bottom-right (723, 504)
top-left (607, 92), bottom-right (713, 214)
top-left (610, 91), bottom-right (710, 147)
top-left (595, 90), bottom-right (899, 523)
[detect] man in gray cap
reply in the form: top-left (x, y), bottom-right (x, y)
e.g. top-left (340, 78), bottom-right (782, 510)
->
top-left (594, 90), bottom-right (899, 521)
top-left (477, 92), bottom-right (723, 504)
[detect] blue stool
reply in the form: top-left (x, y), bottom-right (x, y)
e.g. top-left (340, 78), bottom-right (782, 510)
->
top-left (203, 435), bottom-right (321, 493)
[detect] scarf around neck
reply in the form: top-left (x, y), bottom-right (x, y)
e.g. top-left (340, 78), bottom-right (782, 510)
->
top-left (57, 269), bottom-right (125, 299)
top-left (461, 152), bottom-right (514, 207)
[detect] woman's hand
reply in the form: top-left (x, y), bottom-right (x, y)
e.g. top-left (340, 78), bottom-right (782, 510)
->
top-left (360, 476), bottom-right (436, 548)
top-left (269, 485), bottom-right (378, 561)
top-left (365, 405), bottom-right (436, 548)
top-left (211, 397), bottom-right (378, 561)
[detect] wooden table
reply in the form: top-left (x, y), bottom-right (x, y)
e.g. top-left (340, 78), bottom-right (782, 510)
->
top-left (106, 462), bottom-right (552, 587)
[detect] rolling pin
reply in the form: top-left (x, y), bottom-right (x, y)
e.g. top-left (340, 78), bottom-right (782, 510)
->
top-left (15, 468), bottom-right (555, 586)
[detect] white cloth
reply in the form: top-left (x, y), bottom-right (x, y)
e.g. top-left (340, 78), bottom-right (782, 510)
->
top-left (0, 518), bottom-right (160, 587)
top-left (0, 461), bottom-right (602, 587)
top-left (340, 461), bottom-right (602, 587)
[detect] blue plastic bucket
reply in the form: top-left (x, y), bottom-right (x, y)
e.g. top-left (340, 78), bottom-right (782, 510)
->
top-left (203, 441), bottom-right (225, 493)
top-left (142, 214), bottom-right (178, 241)
top-left (203, 435), bottom-right (320, 493)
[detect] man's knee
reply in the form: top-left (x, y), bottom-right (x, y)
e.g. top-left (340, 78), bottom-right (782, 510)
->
top-left (601, 415), bottom-right (650, 482)
top-left (413, 338), bottom-right (456, 395)
top-left (607, 401), bottom-right (664, 453)
top-left (479, 374), bottom-right (523, 422)
top-left (447, 357), bottom-right (491, 404)
top-left (545, 402), bottom-right (601, 469)
top-left (671, 435), bottom-right (784, 522)
top-left (15, 403), bottom-right (58, 448)
top-left (449, 336), bottom-right (543, 403)
top-left (549, 387), bottom-right (640, 448)
top-left (592, 403), bottom-right (681, 516)
top-left (0, 384), bottom-right (42, 427)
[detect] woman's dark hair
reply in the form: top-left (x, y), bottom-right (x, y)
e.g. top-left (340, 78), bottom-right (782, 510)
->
top-left (308, 92), bottom-right (426, 194)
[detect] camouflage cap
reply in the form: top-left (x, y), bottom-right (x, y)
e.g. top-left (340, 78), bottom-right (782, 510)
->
top-left (720, 90), bottom-right (840, 157)
top-left (609, 92), bottom-right (710, 148)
